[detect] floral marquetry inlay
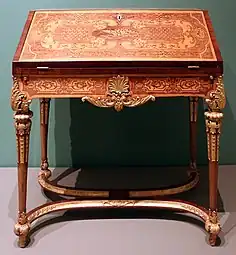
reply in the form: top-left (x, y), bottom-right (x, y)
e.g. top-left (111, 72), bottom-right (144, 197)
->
top-left (132, 77), bottom-right (212, 95)
top-left (23, 77), bottom-right (107, 98)
top-left (19, 9), bottom-right (217, 61)
top-left (21, 76), bottom-right (212, 100)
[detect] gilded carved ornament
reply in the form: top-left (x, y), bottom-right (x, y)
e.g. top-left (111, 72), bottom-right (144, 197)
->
top-left (205, 75), bottom-right (226, 112)
top-left (22, 199), bottom-right (220, 245)
top-left (82, 75), bottom-right (155, 111)
top-left (205, 210), bottom-right (221, 245)
top-left (11, 77), bottom-right (32, 165)
top-left (204, 75), bottom-right (225, 162)
top-left (14, 221), bottom-right (30, 248)
top-left (11, 77), bottom-right (31, 112)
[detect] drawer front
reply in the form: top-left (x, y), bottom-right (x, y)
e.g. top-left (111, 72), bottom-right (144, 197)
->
top-left (19, 75), bottom-right (212, 99)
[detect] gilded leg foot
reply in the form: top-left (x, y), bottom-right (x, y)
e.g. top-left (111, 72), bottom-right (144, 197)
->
top-left (14, 222), bottom-right (30, 248)
top-left (14, 212), bottom-right (31, 248)
top-left (205, 210), bottom-right (221, 246)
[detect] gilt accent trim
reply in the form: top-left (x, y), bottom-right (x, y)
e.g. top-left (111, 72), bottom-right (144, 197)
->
top-left (205, 75), bottom-right (226, 112)
top-left (11, 77), bottom-right (31, 112)
top-left (82, 75), bottom-right (155, 111)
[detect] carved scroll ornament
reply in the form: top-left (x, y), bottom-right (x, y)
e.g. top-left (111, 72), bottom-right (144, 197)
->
top-left (11, 77), bottom-right (31, 112)
top-left (82, 75), bottom-right (155, 111)
top-left (205, 75), bottom-right (226, 112)
top-left (204, 75), bottom-right (225, 162)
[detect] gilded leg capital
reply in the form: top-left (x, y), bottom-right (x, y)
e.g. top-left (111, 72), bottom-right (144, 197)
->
top-left (205, 75), bottom-right (226, 112)
top-left (204, 75), bottom-right (225, 162)
top-left (11, 77), bottom-right (31, 113)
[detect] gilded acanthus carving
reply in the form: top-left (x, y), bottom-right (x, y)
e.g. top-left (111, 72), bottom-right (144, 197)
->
top-left (205, 76), bottom-right (226, 162)
top-left (205, 112), bottom-right (222, 162)
top-left (204, 76), bottom-right (225, 162)
top-left (205, 76), bottom-right (226, 112)
top-left (82, 75), bottom-right (155, 111)
top-left (14, 113), bottom-right (32, 164)
top-left (11, 77), bottom-right (31, 112)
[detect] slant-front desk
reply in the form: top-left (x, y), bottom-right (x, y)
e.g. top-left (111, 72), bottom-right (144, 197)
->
top-left (11, 9), bottom-right (225, 247)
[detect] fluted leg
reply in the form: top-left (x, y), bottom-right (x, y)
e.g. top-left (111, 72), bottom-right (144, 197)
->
top-left (11, 77), bottom-right (33, 248)
top-left (189, 97), bottom-right (198, 170)
top-left (204, 75), bottom-right (226, 246)
top-left (204, 111), bottom-right (222, 245)
top-left (39, 98), bottom-right (51, 178)
top-left (14, 111), bottom-right (33, 247)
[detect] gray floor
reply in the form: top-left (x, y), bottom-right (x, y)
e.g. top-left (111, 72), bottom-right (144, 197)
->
top-left (1, 166), bottom-right (236, 255)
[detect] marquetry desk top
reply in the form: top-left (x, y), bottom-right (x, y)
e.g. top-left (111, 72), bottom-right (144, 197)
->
top-left (12, 9), bottom-right (223, 111)
top-left (14, 9), bottom-right (222, 66)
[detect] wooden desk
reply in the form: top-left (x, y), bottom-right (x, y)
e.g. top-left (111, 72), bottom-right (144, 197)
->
top-left (11, 9), bottom-right (225, 247)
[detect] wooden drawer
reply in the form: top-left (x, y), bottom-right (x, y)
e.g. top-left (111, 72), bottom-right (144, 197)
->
top-left (19, 75), bottom-right (212, 99)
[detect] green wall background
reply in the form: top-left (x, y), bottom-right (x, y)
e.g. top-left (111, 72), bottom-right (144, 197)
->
top-left (0, 0), bottom-right (235, 167)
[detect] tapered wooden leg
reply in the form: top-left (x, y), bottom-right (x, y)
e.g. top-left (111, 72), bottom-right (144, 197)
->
top-left (39, 98), bottom-right (51, 178)
top-left (204, 75), bottom-right (226, 246)
top-left (204, 112), bottom-right (222, 245)
top-left (189, 97), bottom-right (198, 170)
top-left (13, 111), bottom-right (33, 248)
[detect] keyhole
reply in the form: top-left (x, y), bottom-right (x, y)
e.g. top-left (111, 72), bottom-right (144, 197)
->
top-left (117, 14), bottom-right (122, 21)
